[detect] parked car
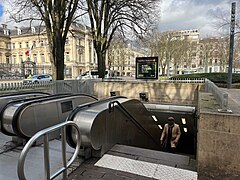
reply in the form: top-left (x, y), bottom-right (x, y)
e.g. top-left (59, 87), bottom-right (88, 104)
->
top-left (23, 75), bottom-right (52, 84)
top-left (76, 70), bottom-right (111, 80)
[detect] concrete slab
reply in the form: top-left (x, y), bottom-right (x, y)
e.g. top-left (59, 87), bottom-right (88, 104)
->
top-left (95, 154), bottom-right (197, 180)
top-left (68, 144), bottom-right (197, 180)
top-left (0, 133), bottom-right (79, 180)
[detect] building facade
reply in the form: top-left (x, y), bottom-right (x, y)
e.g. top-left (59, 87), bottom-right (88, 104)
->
top-left (107, 42), bottom-right (146, 77)
top-left (0, 25), bottom-right (12, 76)
top-left (0, 24), bottom-right (98, 78)
top-left (0, 24), bottom-right (147, 79)
top-left (169, 29), bottom-right (200, 75)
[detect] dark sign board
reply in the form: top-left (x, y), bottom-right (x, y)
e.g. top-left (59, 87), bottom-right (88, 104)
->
top-left (61, 101), bottom-right (73, 113)
top-left (136, 57), bottom-right (158, 79)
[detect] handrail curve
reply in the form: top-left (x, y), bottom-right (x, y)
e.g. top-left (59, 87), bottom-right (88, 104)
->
top-left (17, 121), bottom-right (81, 180)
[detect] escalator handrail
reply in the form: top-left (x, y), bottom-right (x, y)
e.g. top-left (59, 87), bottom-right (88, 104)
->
top-left (0, 94), bottom-right (72, 136)
top-left (18, 121), bottom-right (81, 180)
top-left (66, 96), bottom-right (127, 122)
top-left (12, 93), bottom-right (97, 138)
top-left (66, 96), bottom-right (127, 148)
top-left (0, 93), bottom-right (97, 137)
top-left (0, 91), bottom-right (50, 98)
top-left (109, 100), bottom-right (160, 146)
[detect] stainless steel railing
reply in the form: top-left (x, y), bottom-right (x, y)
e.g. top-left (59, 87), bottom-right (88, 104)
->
top-left (17, 121), bottom-right (81, 180)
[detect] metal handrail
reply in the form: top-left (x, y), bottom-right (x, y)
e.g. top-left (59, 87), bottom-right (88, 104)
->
top-left (108, 100), bottom-right (160, 146)
top-left (17, 121), bottom-right (81, 180)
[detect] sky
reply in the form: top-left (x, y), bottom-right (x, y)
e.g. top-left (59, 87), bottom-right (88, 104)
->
top-left (0, 0), bottom-right (237, 38)
top-left (159, 0), bottom-right (235, 37)
top-left (0, 3), bottom-right (3, 17)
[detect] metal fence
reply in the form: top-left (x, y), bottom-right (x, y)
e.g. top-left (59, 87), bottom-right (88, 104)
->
top-left (0, 80), bottom-right (94, 95)
top-left (162, 78), bottom-right (205, 83)
top-left (0, 78), bottom-right (206, 95)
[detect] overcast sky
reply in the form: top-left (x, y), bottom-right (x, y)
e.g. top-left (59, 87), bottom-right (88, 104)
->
top-left (0, 0), bottom-right (236, 38)
top-left (159, 0), bottom-right (236, 37)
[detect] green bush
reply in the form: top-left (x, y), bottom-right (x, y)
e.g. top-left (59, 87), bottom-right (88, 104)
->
top-left (170, 73), bottom-right (240, 84)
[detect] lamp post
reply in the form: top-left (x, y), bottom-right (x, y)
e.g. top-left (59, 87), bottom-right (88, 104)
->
top-left (227, 2), bottom-right (236, 89)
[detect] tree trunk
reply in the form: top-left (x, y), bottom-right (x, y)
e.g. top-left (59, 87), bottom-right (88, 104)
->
top-left (52, 34), bottom-right (65, 80)
top-left (96, 50), bottom-right (106, 79)
top-left (162, 67), bottom-right (166, 76)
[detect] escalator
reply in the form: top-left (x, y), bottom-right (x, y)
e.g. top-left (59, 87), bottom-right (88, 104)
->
top-left (0, 93), bottom-right (97, 138)
top-left (0, 92), bottom-right (50, 113)
top-left (66, 96), bottom-right (161, 157)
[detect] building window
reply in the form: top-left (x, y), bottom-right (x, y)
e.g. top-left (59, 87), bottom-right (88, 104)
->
top-left (31, 27), bottom-right (35, 33)
top-left (184, 65), bottom-right (187, 68)
top-left (41, 54), bottom-right (45, 63)
top-left (26, 42), bottom-right (29, 48)
top-left (65, 52), bottom-right (70, 61)
top-left (33, 54), bottom-right (37, 63)
top-left (19, 42), bottom-right (22, 48)
top-left (13, 55), bottom-right (16, 65)
top-left (41, 40), bottom-right (44, 47)
top-left (19, 55), bottom-right (23, 62)
top-left (18, 29), bottom-right (21, 35)
top-left (6, 56), bottom-right (10, 64)
top-left (192, 64), bottom-right (196, 68)
top-left (12, 43), bottom-right (15, 49)
top-left (33, 41), bottom-right (36, 48)
top-left (66, 38), bottom-right (69, 44)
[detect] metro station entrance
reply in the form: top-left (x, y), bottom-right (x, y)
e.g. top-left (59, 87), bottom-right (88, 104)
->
top-left (146, 104), bottom-right (197, 156)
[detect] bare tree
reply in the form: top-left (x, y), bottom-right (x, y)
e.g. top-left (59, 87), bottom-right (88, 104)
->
top-left (9, 0), bottom-right (81, 80)
top-left (147, 32), bottom-right (190, 76)
top-left (213, 1), bottom-right (240, 34)
top-left (85, 0), bottom-right (160, 78)
top-left (199, 37), bottom-right (235, 73)
top-left (107, 35), bottom-right (127, 72)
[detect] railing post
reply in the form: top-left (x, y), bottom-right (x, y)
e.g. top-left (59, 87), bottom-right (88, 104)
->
top-left (222, 93), bottom-right (228, 111)
top-left (61, 127), bottom-right (67, 180)
top-left (44, 134), bottom-right (51, 180)
top-left (205, 79), bottom-right (209, 92)
top-left (18, 121), bottom-right (81, 180)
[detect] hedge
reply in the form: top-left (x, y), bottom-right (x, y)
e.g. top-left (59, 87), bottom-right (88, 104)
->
top-left (170, 73), bottom-right (240, 84)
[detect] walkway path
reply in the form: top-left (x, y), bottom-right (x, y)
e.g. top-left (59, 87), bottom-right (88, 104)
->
top-left (68, 145), bottom-right (197, 180)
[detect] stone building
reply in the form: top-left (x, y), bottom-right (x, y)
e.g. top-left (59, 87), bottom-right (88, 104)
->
top-left (0, 24), bottom-right (11, 76)
top-left (107, 42), bottom-right (146, 77)
top-left (6, 24), bottom-right (96, 78)
top-left (169, 29), bottom-right (200, 75)
top-left (0, 23), bottom-right (146, 79)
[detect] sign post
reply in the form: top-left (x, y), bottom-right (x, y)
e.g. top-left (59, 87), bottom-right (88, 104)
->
top-left (227, 2), bottom-right (236, 89)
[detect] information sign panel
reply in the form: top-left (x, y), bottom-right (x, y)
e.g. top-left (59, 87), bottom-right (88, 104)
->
top-left (136, 57), bottom-right (158, 79)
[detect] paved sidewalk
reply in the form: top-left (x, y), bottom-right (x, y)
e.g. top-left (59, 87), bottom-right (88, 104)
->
top-left (68, 145), bottom-right (197, 180)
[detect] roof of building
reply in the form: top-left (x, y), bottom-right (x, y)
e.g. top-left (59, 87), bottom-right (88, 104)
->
top-left (10, 26), bottom-right (45, 36)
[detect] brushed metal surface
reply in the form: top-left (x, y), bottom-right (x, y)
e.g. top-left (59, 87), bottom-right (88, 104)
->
top-left (0, 92), bottom-right (49, 114)
top-left (69, 97), bottom-right (161, 155)
top-left (1, 94), bottom-right (97, 138)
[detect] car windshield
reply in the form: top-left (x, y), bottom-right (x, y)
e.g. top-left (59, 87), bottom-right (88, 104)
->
top-left (31, 75), bottom-right (38, 79)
